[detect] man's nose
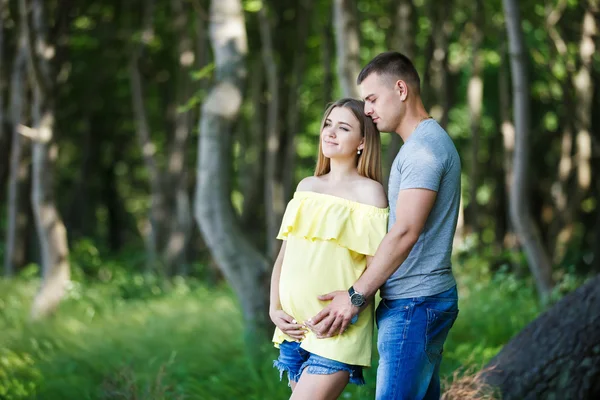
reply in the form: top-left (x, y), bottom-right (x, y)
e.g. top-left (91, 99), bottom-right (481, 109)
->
top-left (364, 104), bottom-right (373, 116)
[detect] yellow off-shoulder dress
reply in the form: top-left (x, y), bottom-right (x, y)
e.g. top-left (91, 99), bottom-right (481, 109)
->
top-left (273, 191), bottom-right (389, 367)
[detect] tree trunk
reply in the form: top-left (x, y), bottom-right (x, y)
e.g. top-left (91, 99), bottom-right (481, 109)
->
top-left (283, 0), bottom-right (313, 203)
top-left (572, 9), bottom-right (596, 199)
top-left (468, 0), bottom-right (484, 243)
top-left (545, 0), bottom-right (593, 263)
top-left (321, 19), bottom-right (334, 104)
top-left (258, 3), bottom-right (282, 261)
top-left (384, 0), bottom-right (416, 188)
top-left (29, 91), bottom-right (70, 319)
top-left (194, 0), bottom-right (271, 343)
top-left (165, 0), bottom-right (194, 275)
top-left (499, 44), bottom-right (516, 250)
top-left (0, 0), bottom-right (4, 147)
top-left (333, 0), bottom-right (360, 98)
top-left (481, 274), bottom-right (600, 399)
top-left (19, 0), bottom-right (71, 318)
top-left (4, 33), bottom-right (28, 277)
top-left (502, 0), bottom-right (554, 300)
top-left (240, 56), bottom-right (265, 236)
top-left (129, 0), bottom-right (164, 273)
top-left (428, 0), bottom-right (453, 129)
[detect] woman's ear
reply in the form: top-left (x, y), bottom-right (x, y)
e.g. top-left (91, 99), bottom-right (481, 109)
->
top-left (358, 138), bottom-right (365, 151)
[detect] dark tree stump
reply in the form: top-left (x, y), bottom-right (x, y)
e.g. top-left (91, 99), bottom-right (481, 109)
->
top-left (481, 274), bottom-right (600, 399)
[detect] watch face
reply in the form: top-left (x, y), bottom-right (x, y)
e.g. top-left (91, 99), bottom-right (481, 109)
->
top-left (351, 294), bottom-right (364, 307)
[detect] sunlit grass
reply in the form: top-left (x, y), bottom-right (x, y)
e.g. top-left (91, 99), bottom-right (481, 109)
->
top-left (0, 254), bottom-right (544, 399)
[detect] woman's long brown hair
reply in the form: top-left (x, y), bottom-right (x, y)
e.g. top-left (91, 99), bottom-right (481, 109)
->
top-left (314, 98), bottom-right (382, 183)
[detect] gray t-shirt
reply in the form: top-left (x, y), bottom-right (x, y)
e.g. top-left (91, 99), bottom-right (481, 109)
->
top-left (382, 119), bottom-right (461, 299)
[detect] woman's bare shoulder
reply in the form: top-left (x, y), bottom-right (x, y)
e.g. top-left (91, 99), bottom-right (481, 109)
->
top-left (355, 178), bottom-right (388, 208)
top-left (296, 176), bottom-right (322, 192)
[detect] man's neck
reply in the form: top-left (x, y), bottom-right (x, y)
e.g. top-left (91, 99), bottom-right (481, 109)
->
top-left (396, 102), bottom-right (430, 142)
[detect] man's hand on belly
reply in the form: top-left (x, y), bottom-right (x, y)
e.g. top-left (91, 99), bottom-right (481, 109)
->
top-left (304, 291), bottom-right (360, 338)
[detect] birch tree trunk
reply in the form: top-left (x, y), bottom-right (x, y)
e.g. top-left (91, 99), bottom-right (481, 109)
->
top-left (19, 0), bottom-right (71, 318)
top-left (4, 32), bottom-right (28, 277)
top-left (333, 0), bottom-right (360, 98)
top-left (258, 3), bottom-right (282, 260)
top-left (194, 0), bottom-right (271, 343)
top-left (502, 0), bottom-right (554, 300)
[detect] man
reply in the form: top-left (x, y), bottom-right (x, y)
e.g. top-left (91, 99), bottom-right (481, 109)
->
top-left (306, 51), bottom-right (461, 399)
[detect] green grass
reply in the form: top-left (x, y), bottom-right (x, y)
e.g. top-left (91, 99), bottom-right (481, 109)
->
top-left (0, 256), bottom-right (544, 400)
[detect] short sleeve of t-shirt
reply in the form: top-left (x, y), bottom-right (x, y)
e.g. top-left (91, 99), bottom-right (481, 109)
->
top-left (398, 143), bottom-right (443, 192)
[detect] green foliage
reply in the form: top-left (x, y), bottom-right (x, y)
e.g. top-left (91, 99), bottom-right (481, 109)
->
top-left (0, 250), bottom-right (554, 399)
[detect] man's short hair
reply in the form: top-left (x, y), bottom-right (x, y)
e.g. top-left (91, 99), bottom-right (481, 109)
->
top-left (357, 51), bottom-right (421, 94)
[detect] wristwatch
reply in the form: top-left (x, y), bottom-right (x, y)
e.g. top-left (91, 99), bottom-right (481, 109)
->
top-left (348, 286), bottom-right (366, 308)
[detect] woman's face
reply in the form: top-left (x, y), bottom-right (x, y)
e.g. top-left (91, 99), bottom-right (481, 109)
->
top-left (321, 106), bottom-right (364, 159)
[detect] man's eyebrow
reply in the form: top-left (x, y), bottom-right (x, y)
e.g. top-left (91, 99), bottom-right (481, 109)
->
top-left (364, 93), bottom-right (375, 101)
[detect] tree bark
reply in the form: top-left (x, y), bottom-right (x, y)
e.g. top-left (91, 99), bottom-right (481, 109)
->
top-left (333, 0), bottom-right (360, 98)
top-left (165, 0), bottom-right (194, 275)
top-left (258, 3), bottom-right (282, 260)
top-left (194, 0), bottom-right (271, 343)
top-left (240, 56), bottom-right (265, 236)
top-left (499, 48), bottom-right (516, 249)
top-left (283, 0), bottom-right (313, 203)
top-left (0, 0), bottom-right (4, 146)
top-left (428, 0), bottom-right (453, 129)
top-left (19, 0), bottom-right (71, 319)
top-left (321, 19), bottom-right (334, 104)
top-left (572, 8), bottom-right (596, 199)
top-left (481, 274), bottom-right (600, 399)
top-left (503, 0), bottom-right (555, 300)
top-left (384, 0), bottom-right (416, 188)
top-left (129, 0), bottom-right (164, 273)
top-left (4, 32), bottom-right (28, 277)
top-left (468, 0), bottom-right (484, 243)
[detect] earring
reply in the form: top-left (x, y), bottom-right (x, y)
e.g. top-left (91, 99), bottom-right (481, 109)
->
top-left (357, 149), bottom-right (362, 155)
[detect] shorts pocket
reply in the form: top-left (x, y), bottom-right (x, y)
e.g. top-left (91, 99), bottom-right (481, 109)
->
top-left (425, 308), bottom-right (458, 364)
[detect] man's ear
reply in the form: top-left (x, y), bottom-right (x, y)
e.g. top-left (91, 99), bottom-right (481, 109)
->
top-left (395, 80), bottom-right (409, 102)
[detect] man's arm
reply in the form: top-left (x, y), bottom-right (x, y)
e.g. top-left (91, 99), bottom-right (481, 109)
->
top-left (353, 188), bottom-right (436, 298)
top-left (306, 188), bottom-right (437, 337)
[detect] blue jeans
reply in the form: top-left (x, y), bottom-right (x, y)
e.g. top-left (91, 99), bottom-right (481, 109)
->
top-left (273, 340), bottom-right (365, 385)
top-left (375, 285), bottom-right (459, 400)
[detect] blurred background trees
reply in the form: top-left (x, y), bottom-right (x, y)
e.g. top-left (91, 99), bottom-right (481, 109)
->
top-left (0, 0), bottom-right (599, 398)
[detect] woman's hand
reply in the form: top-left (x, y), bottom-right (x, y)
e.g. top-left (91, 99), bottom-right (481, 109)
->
top-left (270, 309), bottom-right (307, 341)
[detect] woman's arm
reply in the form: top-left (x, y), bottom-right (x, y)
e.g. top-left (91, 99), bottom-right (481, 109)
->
top-left (269, 241), bottom-right (287, 314)
top-left (269, 241), bottom-right (306, 340)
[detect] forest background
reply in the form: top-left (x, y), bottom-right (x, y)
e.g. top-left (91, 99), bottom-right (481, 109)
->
top-left (1, 0), bottom-right (599, 399)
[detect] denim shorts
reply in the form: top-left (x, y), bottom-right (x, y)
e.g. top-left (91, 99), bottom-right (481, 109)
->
top-left (273, 340), bottom-right (365, 385)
